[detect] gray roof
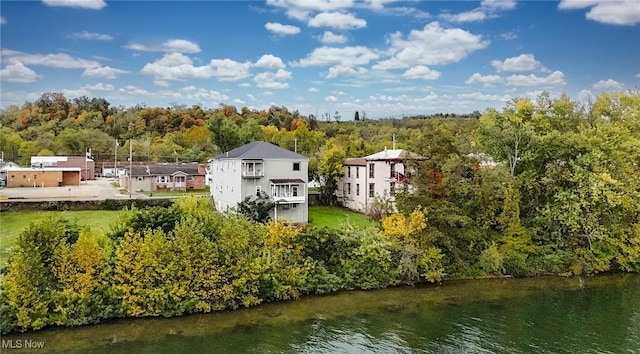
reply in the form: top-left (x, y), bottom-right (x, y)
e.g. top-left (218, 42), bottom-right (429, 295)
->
top-left (130, 163), bottom-right (203, 176)
top-left (213, 141), bottom-right (308, 160)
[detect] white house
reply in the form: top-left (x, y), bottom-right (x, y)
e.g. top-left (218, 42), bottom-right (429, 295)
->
top-left (209, 141), bottom-right (309, 223)
top-left (337, 148), bottom-right (423, 213)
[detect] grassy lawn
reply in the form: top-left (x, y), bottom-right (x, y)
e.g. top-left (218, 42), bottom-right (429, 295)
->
top-left (308, 206), bottom-right (378, 229)
top-left (0, 210), bottom-right (121, 268)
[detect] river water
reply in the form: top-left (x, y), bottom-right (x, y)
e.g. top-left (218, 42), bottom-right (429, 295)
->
top-left (3, 273), bottom-right (639, 353)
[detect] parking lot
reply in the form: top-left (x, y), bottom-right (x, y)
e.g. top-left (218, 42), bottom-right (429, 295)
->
top-left (0, 178), bottom-right (142, 201)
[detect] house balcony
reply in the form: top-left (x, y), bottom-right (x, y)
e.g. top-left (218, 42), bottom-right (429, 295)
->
top-left (242, 160), bottom-right (264, 178)
top-left (270, 178), bottom-right (306, 204)
top-left (242, 170), bottom-right (264, 178)
top-left (272, 194), bottom-right (306, 204)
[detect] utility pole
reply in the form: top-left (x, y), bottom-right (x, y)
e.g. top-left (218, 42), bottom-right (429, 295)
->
top-left (294, 138), bottom-right (297, 153)
top-left (392, 134), bottom-right (396, 149)
top-left (114, 139), bottom-right (118, 181)
top-left (129, 140), bottom-right (132, 199)
top-left (85, 147), bottom-right (91, 185)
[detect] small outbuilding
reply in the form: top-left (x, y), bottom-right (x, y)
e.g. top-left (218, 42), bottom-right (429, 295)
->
top-left (4, 167), bottom-right (81, 187)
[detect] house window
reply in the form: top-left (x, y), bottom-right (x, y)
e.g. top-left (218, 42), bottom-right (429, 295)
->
top-left (292, 185), bottom-right (299, 197)
top-left (256, 186), bottom-right (262, 196)
top-left (369, 164), bottom-right (375, 178)
top-left (369, 183), bottom-right (375, 198)
top-left (33, 175), bottom-right (37, 180)
top-left (157, 176), bottom-right (170, 183)
top-left (390, 163), bottom-right (396, 178)
top-left (347, 183), bottom-right (351, 195)
top-left (348, 167), bottom-right (351, 178)
top-left (187, 175), bottom-right (194, 181)
top-left (356, 167), bottom-right (359, 179)
top-left (293, 162), bottom-right (300, 171)
top-left (356, 183), bottom-right (360, 196)
top-left (390, 182), bottom-right (396, 194)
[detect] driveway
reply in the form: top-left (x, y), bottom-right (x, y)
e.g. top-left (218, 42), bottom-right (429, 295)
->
top-left (0, 177), bottom-right (144, 200)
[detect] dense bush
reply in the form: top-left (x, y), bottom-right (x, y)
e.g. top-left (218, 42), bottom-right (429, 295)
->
top-left (0, 196), bottom-right (446, 334)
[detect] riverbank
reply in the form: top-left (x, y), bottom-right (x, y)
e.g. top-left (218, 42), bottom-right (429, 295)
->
top-left (3, 273), bottom-right (638, 353)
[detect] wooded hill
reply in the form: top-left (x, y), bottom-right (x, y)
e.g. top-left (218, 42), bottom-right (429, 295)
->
top-left (1, 90), bottom-right (639, 333)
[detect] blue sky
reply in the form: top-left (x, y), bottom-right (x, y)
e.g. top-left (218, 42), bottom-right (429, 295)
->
top-left (1, 0), bottom-right (639, 119)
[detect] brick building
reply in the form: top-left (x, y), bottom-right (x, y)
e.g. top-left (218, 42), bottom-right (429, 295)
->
top-left (31, 156), bottom-right (95, 180)
top-left (4, 167), bottom-right (81, 187)
top-left (120, 163), bottom-right (207, 192)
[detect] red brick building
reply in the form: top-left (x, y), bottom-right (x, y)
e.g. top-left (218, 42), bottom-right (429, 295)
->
top-left (120, 163), bottom-right (207, 192)
top-left (31, 156), bottom-right (95, 180)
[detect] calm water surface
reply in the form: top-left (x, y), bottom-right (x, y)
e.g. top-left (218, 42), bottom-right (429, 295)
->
top-left (4, 273), bottom-right (639, 353)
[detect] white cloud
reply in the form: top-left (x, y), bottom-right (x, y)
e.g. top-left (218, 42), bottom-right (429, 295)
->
top-left (492, 54), bottom-right (542, 72)
top-left (1, 49), bottom-right (100, 69)
top-left (118, 85), bottom-right (151, 96)
top-left (1, 16), bottom-right (6, 25)
top-left (326, 65), bottom-right (367, 78)
top-left (331, 90), bottom-right (346, 95)
top-left (253, 69), bottom-right (292, 89)
top-left (266, 0), bottom-right (355, 12)
top-left (69, 30), bottom-right (113, 41)
top-left (457, 92), bottom-right (511, 101)
top-left (636, 73), bottom-right (640, 78)
top-left (440, 0), bottom-right (515, 23)
top-left (255, 54), bottom-right (286, 69)
top-left (125, 39), bottom-right (201, 53)
top-left (593, 79), bottom-right (624, 90)
top-left (296, 46), bottom-right (379, 67)
top-left (481, 0), bottom-right (516, 11)
top-left (440, 9), bottom-right (488, 23)
top-left (373, 22), bottom-right (489, 69)
top-left (209, 59), bottom-right (252, 82)
top-left (42, 0), bottom-right (107, 9)
top-left (0, 62), bottom-right (41, 83)
top-left (506, 71), bottom-right (566, 87)
top-left (82, 66), bottom-right (129, 79)
top-left (308, 12), bottom-right (367, 29)
top-left (325, 95), bottom-right (338, 102)
top-left (319, 31), bottom-right (348, 44)
top-left (402, 65), bottom-right (441, 80)
top-left (559, 0), bottom-right (640, 26)
top-left (141, 53), bottom-right (213, 82)
top-left (308, 87), bottom-right (319, 92)
top-left (83, 82), bottom-right (114, 91)
top-left (465, 73), bottom-right (503, 87)
top-left (265, 22), bottom-right (301, 35)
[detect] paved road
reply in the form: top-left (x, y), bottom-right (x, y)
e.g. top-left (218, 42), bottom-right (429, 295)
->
top-left (0, 177), bottom-right (145, 200)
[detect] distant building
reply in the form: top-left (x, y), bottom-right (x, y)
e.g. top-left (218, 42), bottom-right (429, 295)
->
top-left (209, 141), bottom-right (308, 223)
top-left (3, 167), bottom-right (81, 187)
top-left (31, 156), bottom-right (95, 181)
top-left (337, 148), bottom-right (424, 213)
top-left (120, 163), bottom-right (207, 192)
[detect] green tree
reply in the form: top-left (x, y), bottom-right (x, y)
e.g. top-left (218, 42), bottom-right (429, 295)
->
top-left (316, 143), bottom-right (346, 205)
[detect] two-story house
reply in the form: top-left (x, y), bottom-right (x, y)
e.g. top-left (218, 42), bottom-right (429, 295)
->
top-left (337, 148), bottom-right (423, 213)
top-left (209, 141), bottom-right (308, 223)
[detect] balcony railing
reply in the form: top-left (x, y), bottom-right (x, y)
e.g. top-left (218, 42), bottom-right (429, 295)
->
top-left (271, 194), bottom-right (305, 204)
top-left (242, 170), bottom-right (264, 178)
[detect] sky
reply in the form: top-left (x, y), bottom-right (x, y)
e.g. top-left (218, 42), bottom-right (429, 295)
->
top-left (1, 0), bottom-right (639, 119)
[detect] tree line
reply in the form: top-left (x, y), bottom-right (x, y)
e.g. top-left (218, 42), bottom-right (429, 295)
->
top-left (0, 90), bottom-right (638, 333)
